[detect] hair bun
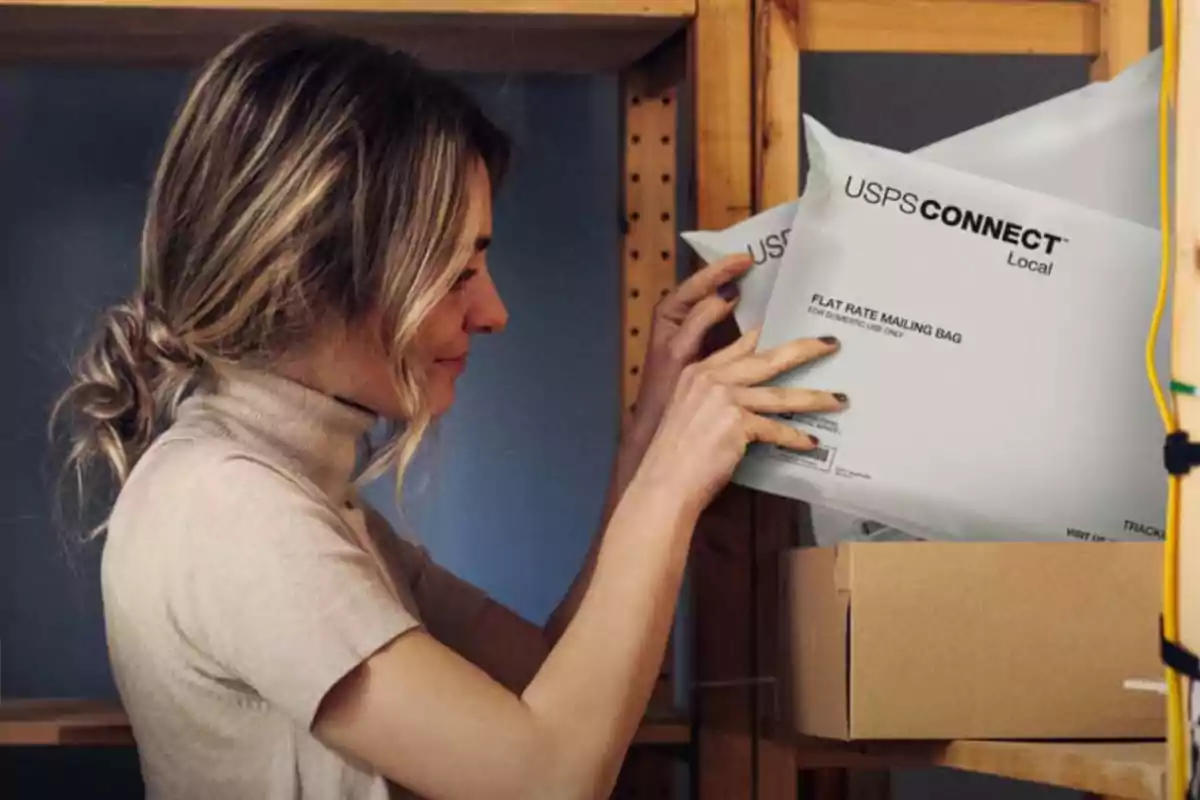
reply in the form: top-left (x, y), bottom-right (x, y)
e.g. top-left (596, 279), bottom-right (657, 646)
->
top-left (135, 296), bottom-right (206, 375)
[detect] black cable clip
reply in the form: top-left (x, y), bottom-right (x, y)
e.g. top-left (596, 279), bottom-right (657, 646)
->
top-left (1162, 616), bottom-right (1200, 681)
top-left (1165, 431), bottom-right (1200, 477)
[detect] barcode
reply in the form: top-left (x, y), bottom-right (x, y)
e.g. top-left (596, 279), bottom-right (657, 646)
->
top-left (773, 442), bottom-right (835, 472)
top-left (797, 445), bottom-right (832, 464)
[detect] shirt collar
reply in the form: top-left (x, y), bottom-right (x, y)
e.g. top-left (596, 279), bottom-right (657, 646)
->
top-left (177, 364), bottom-right (379, 501)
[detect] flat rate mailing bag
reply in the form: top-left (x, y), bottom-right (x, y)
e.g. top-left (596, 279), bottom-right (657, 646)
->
top-left (917, 49), bottom-right (1165, 229)
top-left (730, 116), bottom-right (1168, 544)
top-left (680, 54), bottom-right (1168, 544)
top-left (680, 48), bottom-right (1166, 331)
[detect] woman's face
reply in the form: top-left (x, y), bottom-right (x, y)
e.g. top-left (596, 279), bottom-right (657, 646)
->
top-left (410, 161), bottom-right (508, 416)
top-left (330, 160), bottom-right (508, 421)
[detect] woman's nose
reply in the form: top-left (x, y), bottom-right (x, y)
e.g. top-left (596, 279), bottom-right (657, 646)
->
top-left (469, 271), bottom-right (509, 334)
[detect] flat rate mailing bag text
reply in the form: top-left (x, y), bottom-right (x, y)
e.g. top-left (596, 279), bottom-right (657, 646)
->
top-left (679, 48), bottom-right (1166, 332)
top-left (731, 116), bottom-right (1168, 544)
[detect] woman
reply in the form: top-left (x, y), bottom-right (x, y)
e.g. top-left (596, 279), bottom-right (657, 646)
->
top-left (50, 23), bottom-right (844, 800)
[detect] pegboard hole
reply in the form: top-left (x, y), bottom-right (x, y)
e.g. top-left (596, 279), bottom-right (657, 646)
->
top-left (661, 251), bottom-right (671, 261)
top-left (631, 327), bottom-right (640, 337)
top-left (631, 250), bottom-right (640, 260)
top-left (632, 95), bottom-right (642, 106)
top-left (631, 366), bottom-right (640, 376)
top-left (632, 173), bottom-right (641, 183)
top-left (630, 288), bottom-right (640, 298)
top-left (661, 288), bottom-right (670, 298)
top-left (630, 211), bottom-right (640, 222)
top-left (661, 212), bottom-right (671, 222)
top-left (661, 135), bottom-right (671, 145)
top-left (631, 134), bottom-right (641, 145)
top-left (661, 173), bottom-right (671, 184)
top-left (661, 96), bottom-right (672, 106)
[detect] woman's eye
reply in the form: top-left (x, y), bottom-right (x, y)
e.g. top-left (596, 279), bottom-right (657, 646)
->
top-left (452, 268), bottom-right (478, 290)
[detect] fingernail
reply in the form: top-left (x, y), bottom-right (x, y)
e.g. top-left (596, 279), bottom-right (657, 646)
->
top-left (809, 435), bottom-right (821, 446)
top-left (833, 393), bottom-right (848, 404)
top-left (819, 335), bottom-right (839, 345)
top-left (718, 281), bottom-right (740, 301)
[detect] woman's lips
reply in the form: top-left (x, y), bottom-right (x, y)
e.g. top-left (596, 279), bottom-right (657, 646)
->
top-left (436, 355), bottom-right (467, 374)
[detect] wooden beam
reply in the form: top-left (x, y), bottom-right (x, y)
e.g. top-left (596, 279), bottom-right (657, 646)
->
top-left (0, 698), bottom-right (693, 748)
top-left (691, 1), bottom-right (761, 798)
top-left (612, 40), bottom-right (688, 800)
top-left (0, 0), bottom-right (693, 18)
top-left (749, 4), bottom-right (801, 797)
top-left (691, 2), bottom-right (805, 797)
top-left (620, 66), bottom-right (681, 435)
top-left (694, 0), bottom-right (754, 231)
top-left (755, 0), bottom-right (800, 210)
top-left (777, 0), bottom-right (1100, 56)
top-left (619, 24), bottom-right (684, 716)
top-left (1090, 0), bottom-right (1152, 80)
top-left (1174, 0), bottom-right (1200, 797)
top-left (0, 700), bottom-right (134, 747)
top-left (0, 1), bottom-right (693, 71)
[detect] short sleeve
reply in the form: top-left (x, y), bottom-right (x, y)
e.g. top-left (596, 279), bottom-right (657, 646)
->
top-left (358, 505), bottom-right (491, 645)
top-left (358, 504), bottom-right (548, 692)
top-left (171, 454), bottom-right (421, 728)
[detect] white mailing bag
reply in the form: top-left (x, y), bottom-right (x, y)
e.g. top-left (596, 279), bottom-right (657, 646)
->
top-left (681, 49), bottom-right (1166, 331)
top-left (917, 49), bottom-right (1165, 229)
top-left (731, 116), bottom-right (1167, 544)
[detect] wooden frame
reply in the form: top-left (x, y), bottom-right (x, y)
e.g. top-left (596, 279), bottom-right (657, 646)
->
top-left (0, 1), bottom-right (1171, 798)
top-left (0, 1), bottom-right (692, 72)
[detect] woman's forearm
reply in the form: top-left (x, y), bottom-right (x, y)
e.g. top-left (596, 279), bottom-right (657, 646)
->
top-left (521, 474), bottom-right (696, 797)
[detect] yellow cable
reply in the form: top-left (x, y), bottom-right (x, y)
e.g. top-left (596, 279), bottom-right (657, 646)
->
top-left (1148, 0), bottom-right (1186, 796)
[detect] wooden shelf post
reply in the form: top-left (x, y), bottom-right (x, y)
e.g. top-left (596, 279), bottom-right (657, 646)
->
top-left (612, 31), bottom-right (690, 800)
top-left (691, 1), bottom-right (800, 797)
top-left (691, 1), bottom-right (757, 798)
top-left (1174, 0), bottom-right (1200, 793)
top-left (1090, 0), bottom-right (1152, 81)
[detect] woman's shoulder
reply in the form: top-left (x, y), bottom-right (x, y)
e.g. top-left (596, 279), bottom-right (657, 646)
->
top-left (110, 416), bottom-right (337, 543)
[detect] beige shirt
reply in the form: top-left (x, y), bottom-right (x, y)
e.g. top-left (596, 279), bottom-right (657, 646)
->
top-left (102, 366), bottom-right (501, 800)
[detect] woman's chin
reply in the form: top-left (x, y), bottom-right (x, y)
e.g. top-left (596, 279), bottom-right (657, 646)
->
top-left (427, 383), bottom-right (457, 418)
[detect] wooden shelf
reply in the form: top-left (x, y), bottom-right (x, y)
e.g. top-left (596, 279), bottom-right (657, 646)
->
top-left (636, 705), bottom-right (692, 746)
top-left (0, 699), bottom-right (134, 747)
top-left (784, 0), bottom-right (1100, 56)
top-left (793, 737), bottom-right (1167, 799)
top-left (0, 0), bottom-right (694, 72)
top-left (0, 698), bottom-right (691, 749)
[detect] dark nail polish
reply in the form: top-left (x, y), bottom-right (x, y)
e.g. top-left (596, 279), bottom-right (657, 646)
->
top-left (833, 393), bottom-right (848, 404)
top-left (718, 281), bottom-right (740, 301)
top-left (819, 335), bottom-right (839, 345)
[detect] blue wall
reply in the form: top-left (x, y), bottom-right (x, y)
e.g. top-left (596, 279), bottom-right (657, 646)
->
top-left (0, 64), bottom-right (622, 798)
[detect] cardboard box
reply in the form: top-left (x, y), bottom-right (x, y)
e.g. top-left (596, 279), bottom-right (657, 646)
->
top-left (783, 541), bottom-right (1165, 740)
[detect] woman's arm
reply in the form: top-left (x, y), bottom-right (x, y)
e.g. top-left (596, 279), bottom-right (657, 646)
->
top-left (317, 479), bottom-right (693, 800)
top-left (544, 252), bottom-right (753, 646)
top-left (313, 331), bottom-right (842, 800)
top-left (359, 503), bottom-right (549, 693)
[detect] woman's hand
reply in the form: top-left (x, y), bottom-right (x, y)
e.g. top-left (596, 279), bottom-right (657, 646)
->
top-left (552, 253), bottom-right (761, 646)
top-left (636, 327), bottom-right (845, 517)
top-left (628, 252), bottom-right (755, 446)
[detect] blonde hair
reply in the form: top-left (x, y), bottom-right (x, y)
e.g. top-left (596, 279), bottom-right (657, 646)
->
top-left (50, 23), bottom-right (510, 537)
